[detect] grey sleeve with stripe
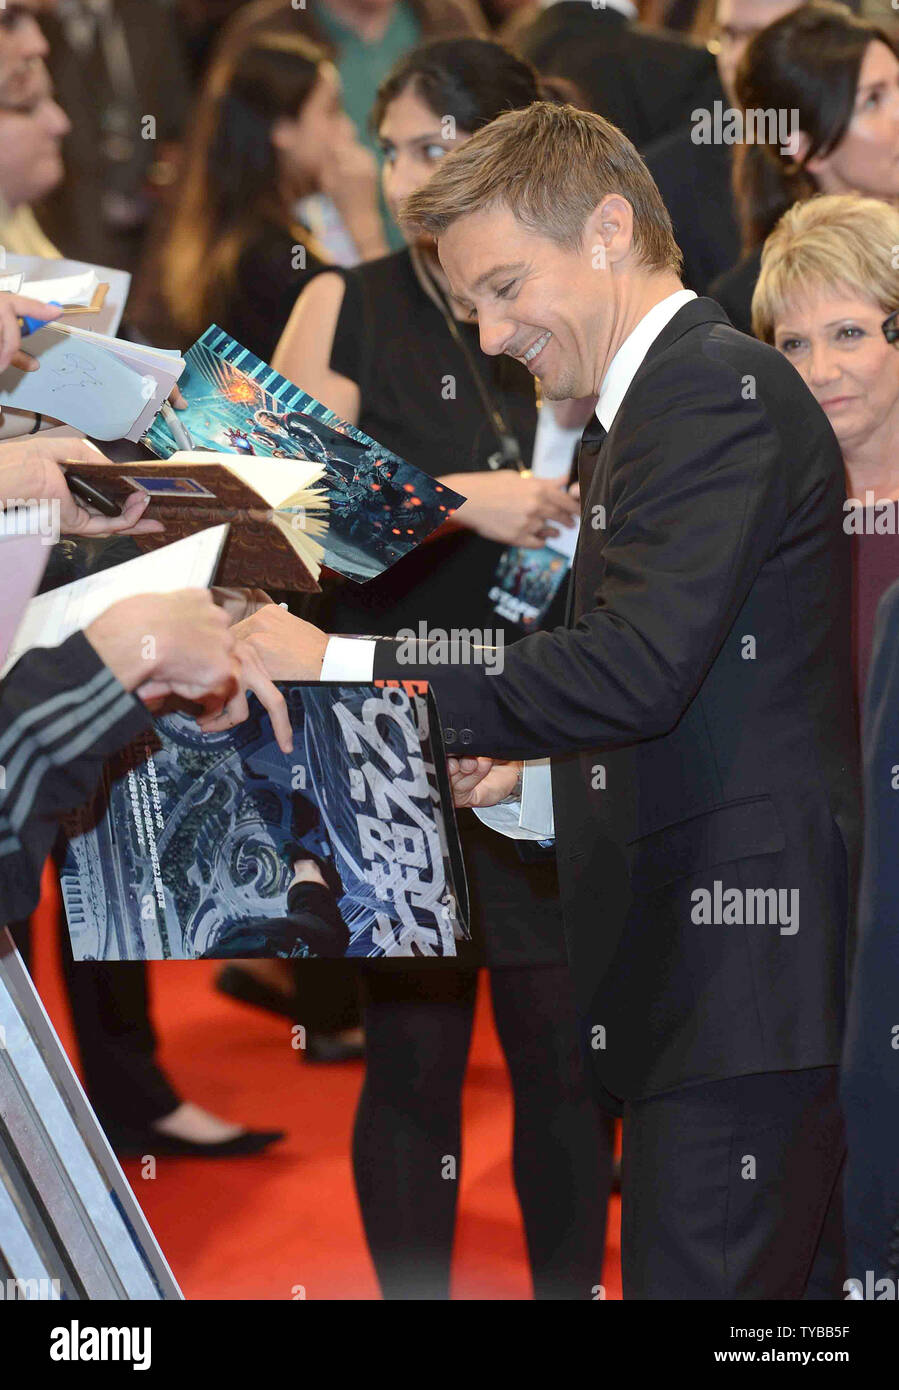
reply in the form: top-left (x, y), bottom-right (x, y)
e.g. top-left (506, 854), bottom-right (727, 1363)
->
top-left (0, 632), bottom-right (152, 921)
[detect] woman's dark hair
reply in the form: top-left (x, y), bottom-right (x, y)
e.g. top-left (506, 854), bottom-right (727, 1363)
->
top-left (733, 1), bottom-right (899, 253)
top-left (371, 37), bottom-right (540, 137)
top-left (161, 29), bottom-right (327, 337)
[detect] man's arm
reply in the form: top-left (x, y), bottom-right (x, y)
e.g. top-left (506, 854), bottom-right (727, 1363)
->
top-left (373, 356), bottom-right (793, 760)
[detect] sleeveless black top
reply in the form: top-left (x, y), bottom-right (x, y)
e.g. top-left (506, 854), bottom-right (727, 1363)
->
top-left (318, 248), bottom-right (569, 969)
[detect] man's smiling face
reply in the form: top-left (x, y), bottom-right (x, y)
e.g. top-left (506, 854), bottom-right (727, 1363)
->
top-left (438, 201), bottom-right (615, 401)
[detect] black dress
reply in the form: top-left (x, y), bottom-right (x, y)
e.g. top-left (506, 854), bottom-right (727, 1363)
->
top-left (320, 248), bottom-right (570, 968)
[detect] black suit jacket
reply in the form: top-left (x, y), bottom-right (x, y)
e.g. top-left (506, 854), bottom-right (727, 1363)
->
top-left (842, 578), bottom-right (899, 1285)
top-left (374, 297), bottom-right (861, 1107)
top-left (515, 3), bottom-right (720, 149)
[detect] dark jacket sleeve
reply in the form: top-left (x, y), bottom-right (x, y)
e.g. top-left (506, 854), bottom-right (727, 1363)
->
top-left (0, 630), bottom-right (152, 922)
top-left (374, 352), bottom-right (789, 760)
top-left (842, 578), bottom-right (899, 1283)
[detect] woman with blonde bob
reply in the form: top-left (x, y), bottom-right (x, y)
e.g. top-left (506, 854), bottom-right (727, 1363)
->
top-left (752, 193), bottom-right (899, 702)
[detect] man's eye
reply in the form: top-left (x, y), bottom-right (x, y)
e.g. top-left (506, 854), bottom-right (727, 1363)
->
top-left (495, 282), bottom-right (516, 300)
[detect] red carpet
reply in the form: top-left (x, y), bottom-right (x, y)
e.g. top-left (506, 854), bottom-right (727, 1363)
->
top-left (30, 867), bottom-right (622, 1300)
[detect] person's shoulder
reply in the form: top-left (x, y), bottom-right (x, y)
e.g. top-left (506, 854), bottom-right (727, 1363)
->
top-left (643, 123), bottom-right (694, 172)
top-left (515, 0), bottom-right (624, 52)
top-left (630, 301), bottom-right (825, 429)
top-left (344, 247), bottom-right (414, 292)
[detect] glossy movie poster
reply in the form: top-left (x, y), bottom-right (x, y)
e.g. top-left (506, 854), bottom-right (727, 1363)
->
top-left (60, 682), bottom-right (469, 962)
top-left (144, 325), bottom-right (464, 582)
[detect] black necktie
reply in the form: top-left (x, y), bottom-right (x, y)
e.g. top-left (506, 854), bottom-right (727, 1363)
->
top-left (577, 414), bottom-right (607, 493)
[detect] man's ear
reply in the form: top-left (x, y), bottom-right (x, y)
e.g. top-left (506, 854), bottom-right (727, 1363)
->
top-left (583, 194), bottom-right (635, 269)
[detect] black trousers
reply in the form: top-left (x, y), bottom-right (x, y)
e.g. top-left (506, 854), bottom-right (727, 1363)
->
top-left (354, 963), bottom-right (613, 1301)
top-left (621, 1065), bottom-right (846, 1299)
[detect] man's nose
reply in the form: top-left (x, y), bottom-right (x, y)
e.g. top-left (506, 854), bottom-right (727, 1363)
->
top-left (477, 306), bottom-right (516, 358)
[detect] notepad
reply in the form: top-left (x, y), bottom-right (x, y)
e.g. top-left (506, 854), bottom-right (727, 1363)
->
top-left (0, 322), bottom-right (184, 441)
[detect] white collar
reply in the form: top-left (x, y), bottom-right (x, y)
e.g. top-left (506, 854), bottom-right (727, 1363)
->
top-left (539, 0), bottom-right (637, 14)
top-left (596, 289), bottom-right (697, 431)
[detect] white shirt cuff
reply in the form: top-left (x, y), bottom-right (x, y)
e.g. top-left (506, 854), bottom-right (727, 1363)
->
top-left (472, 760), bottom-right (554, 841)
top-left (320, 635), bottom-right (376, 682)
top-left (520, 759), bottom-right (554, 836)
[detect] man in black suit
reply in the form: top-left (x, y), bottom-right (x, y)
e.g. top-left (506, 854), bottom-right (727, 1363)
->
top-left (842, 578), bottom-right (899, 1297)
top-left (643, 0), bottom-right (803, 294)
top-left (511, 0), bottom-right (720, 149)
top-left (216, 103), bottom-right (861, 1298)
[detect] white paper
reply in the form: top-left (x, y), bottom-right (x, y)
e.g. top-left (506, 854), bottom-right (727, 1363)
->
top-left (2, 525), bottom-right (227, 677)
top-left (21, 269), bottom-right (99, 307)
top-left (1, 253), bottom-right (131, 336)
top-left (0, 532), bottom-right (50, 667)
top-left (169, 452), bottom-right (324, 508)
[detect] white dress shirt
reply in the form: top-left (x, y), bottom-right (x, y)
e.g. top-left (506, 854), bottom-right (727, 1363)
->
top-left (539, 0), bottom-right (637, 17)
top-left (321, 289), bottom-right (698, 839)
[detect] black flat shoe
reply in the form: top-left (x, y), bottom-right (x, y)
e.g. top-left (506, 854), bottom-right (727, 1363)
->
top-left (215, 963), bottom-right (298, 1020)
top-left (106, 1125), bottom-right (286, 1158)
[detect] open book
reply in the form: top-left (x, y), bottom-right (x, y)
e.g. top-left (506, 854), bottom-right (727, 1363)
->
top-left (60, 680), bottom-right (469, 961)
top-left (59, 451), bottom-right (329, 590)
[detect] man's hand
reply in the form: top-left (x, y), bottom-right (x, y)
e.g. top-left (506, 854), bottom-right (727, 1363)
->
top-left (441, 471), bottom-right (579, 549)
top-left (0, 436), bottom-right (166, 537)
top-left (217, 604), bottom-right (328, 680)
top-left (84, 590), bottom-right (294, 753)
top-left (86, 590), bottom-right (240, 700)
top-left (0, 292), bottom-right (63, 372)
top-left (447, 757), bottom-right (522, 809)
top-left (194, 605), bottom-right (328, 744)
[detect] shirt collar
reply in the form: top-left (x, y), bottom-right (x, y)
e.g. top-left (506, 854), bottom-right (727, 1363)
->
top-left (540, 0), bottom-right (636, 14)
top-left (596, 289), bottom-right (697, 431)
